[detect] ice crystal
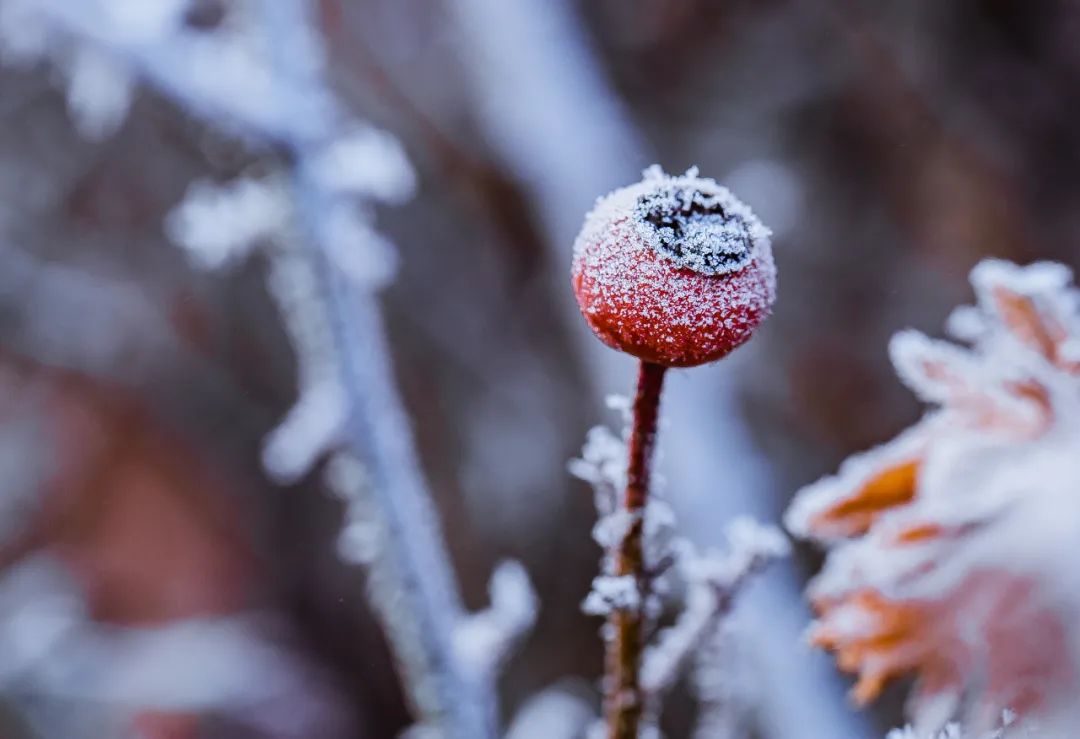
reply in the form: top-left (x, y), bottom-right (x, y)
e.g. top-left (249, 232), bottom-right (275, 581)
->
top-left (504, 683), bottom-right (595, 739)
top-left (324, 452), bottom-right (380, 565)
top-left (167, 177), bottom-right (289, 270)
top-left (635, 166), bottom-right (759, 276)
top-left (887, 709), bottom-right (1017, 738)
top-left (786, 259), bottom-right (1080, 733)
top-left (454, 561), bottom-right (537, 676)
top-left (62, 42), bottom-right (134, 139)
top-left (582, 574), bottom-right (640, 616)
top-left (307, 125), bottom-right (416, 202)
top-left (573, 399), bottom-right (785, 729)
top-left (641, 517), bottom-right (788, 696)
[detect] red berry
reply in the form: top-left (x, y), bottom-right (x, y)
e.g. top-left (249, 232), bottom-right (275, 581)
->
top-left (571, 166), bottom-right (776, 367)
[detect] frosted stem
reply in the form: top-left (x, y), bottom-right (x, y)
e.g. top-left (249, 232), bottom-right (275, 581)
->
top-left (284, 162), bottom-right (497, 738)
top-left (606, 361), bottom-right (666, 739)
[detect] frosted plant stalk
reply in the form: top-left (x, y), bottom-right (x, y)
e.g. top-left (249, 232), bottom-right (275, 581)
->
top-left (0, 0), bottom-right (527, 735)
top-left (573, 402), bottom-right (786, 735)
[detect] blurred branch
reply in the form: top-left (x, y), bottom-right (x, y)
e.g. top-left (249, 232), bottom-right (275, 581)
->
top-left (1, 1), bottom-right (512, 735)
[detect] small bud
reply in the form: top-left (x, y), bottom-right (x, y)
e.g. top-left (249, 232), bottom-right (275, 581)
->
top-left (571, 167), bottom-right (776, 367)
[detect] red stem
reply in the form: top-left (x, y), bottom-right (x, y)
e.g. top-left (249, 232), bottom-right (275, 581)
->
top-left (606, 360), bottom-right (666, 738)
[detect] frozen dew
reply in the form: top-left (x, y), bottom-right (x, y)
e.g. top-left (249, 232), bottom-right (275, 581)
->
top-left (62, 42), bottom-right (134, 139)
top-left (322, 203), bottom-right (399, 288)
top-left (504, 683), bottom-right (595, 739)
top-left (307, 125), bottom-right (416, 203)
top-left (629, 166), bottom-right (770, 277)
top-left (167, 177), bottom-right (289, 270)
top-left (454, 560), bottom-right (537, 676)
top-left (582, 574), bottom-right (639, 616)
top-left (573, 395), bottom-right (785, 726)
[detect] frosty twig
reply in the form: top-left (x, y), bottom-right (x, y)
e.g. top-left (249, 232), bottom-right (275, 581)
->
top-left (606, 360), bottom-right (666, 738)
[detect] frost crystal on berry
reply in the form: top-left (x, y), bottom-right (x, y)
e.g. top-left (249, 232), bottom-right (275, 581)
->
top-left (634, 166), bottom-right (759, 276)
top-left (571, 166), bottom-right (776, 367)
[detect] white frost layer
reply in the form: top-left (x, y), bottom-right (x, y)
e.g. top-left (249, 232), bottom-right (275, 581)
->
top-left (787, 259), bottom-right (1080, 731)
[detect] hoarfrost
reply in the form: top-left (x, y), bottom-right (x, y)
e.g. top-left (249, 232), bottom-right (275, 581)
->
top-left (886, 710), bottom-right (1017, 738)
top-left (591, 508), bottom-right (634, 550)
top-left (574, 396), bottom-right (785, 728)
top-left (259, 248), bottom-right (347, 482)
top-left (167, 177), bottom-right (289, 270)
top-left (641, 517), bottom-right (788, 696)
top-left (2, 1), bottom-right (517, 735)
top-left (690, 624), bottom-right (755, 739)
top-left (454, 561), bottom-right (537, 676)
top-left (787, 259), bottom-right (1080, 731)
top-left (504, 682), bottom-right (595, 739)
top-left (324, 452), bottom-right (380, 565)
top-left (62, 42), bottom-right (134, 138)
top-left (571, 166), bottom-right (776, 365)
top-left (582, 574), bottom-right (639, 616)
top-left (308, 125), bottom-right (416, 203)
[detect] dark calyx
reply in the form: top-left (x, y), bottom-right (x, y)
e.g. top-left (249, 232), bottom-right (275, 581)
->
top-left (638, 185), bottom-right (753, 275)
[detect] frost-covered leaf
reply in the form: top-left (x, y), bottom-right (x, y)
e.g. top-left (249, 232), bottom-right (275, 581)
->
top-left (787, 259), bottom-right (1080, 732)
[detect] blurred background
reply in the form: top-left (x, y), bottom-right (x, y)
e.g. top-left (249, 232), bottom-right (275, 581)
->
top-left (1, 0), bottom-right (1079, 737)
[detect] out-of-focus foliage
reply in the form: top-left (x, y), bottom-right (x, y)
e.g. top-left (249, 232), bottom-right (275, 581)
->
top-left (788, 260), bottom-right (1080, 736)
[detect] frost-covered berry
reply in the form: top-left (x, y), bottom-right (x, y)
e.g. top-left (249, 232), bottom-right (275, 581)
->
top-left (571, 166), bottom-right (776, 367)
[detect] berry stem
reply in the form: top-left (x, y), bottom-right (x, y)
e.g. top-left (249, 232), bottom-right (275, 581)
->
top-left (607, 360), bottom-right (666, 739)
